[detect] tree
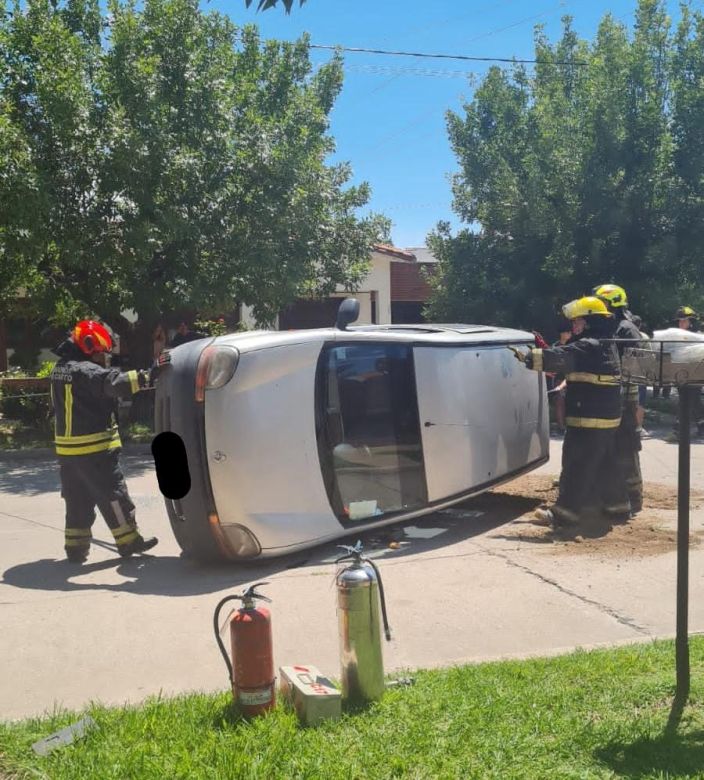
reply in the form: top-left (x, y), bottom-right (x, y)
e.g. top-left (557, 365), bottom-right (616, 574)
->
top-left (428, 0), bottom-right (704, 335)
top-left (245, 0), bottom-right (306, 11)
top-left (0, 0), bottom-right (388, 332)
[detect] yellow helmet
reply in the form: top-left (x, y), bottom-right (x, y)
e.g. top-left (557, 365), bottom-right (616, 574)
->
top-left (676, 306), bottom-right (697, 319)
top-left (593, 283), bottom-right (628, 308)
top-left (562, 296), bottom-right (611, 320)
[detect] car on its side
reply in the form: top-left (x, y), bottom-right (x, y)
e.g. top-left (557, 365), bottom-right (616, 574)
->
top-left (154, 301), bottom-right (548, 562)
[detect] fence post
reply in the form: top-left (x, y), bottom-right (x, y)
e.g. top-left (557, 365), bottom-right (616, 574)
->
top-left (676, 385), bottom-right (691, 702)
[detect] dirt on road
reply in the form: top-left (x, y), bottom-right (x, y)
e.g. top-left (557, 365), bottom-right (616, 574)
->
top-left (477, 475), bottom-right (704, 558)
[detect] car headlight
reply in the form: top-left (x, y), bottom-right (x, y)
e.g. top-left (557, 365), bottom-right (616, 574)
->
top-left (195, 346), bottom-right (240, 402)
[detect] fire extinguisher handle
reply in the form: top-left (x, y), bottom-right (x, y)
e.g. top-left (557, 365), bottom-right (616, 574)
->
top-left (244, 582), bottom-right (272, 603)
top-left (335, 540), bottom-right (363, 563)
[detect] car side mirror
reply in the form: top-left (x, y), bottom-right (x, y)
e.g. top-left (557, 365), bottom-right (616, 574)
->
top-left (336, 298), bottom-right (360, 331)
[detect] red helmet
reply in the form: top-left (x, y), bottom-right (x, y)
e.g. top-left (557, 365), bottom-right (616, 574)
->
top-left (72, 320), bottom-right (113, 355)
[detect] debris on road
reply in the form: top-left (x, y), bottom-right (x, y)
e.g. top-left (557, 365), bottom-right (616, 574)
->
top-left (31, 716), bottom-right (96, 756)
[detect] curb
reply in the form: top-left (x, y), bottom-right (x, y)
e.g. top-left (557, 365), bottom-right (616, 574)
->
top-left (0, 442), bottom-right (154, 461)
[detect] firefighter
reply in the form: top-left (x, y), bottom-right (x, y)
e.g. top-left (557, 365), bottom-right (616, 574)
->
top-left (670, 306), bottom-right (704, 439)
top-left (512, 296), bottom-right (629, 528)
top-left (593, 284), bottom-right (643, 514)
top-left (675, 306), bottom-right (698, 331)
top-left (50, 320), bottom-right (158, 563)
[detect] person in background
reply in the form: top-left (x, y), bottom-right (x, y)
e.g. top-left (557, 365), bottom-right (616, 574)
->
top-left (675, 306), bottom-right (698, 331)
top-left (512, 296), bottom-right (629, 528)
top-left (152, 323), bottom-right (167, 362)
top-left (169, 321), bottom-right (205, 348)
top-left (670, 306), bottom-right (704, 439)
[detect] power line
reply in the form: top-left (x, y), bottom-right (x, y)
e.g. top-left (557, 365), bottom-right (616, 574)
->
top-left (309, 43), bottom-right (588, 67)
top-left (462, 3), bottom-right (566, 46)
top-left (369, 0), bottom-right (521, 48)
top-left (345, 63), bottom-right (481, 80)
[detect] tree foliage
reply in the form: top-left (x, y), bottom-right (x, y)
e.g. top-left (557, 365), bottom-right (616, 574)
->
top-left (245, 0), bottom-right (306, 12)
top-left (428, 0), bottom-right (704, 335)
top-left (0, 0), bottom-right (387, 326)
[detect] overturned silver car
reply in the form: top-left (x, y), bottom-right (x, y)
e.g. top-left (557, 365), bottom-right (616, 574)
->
top-left (154, 303), bottom-right (549, 561)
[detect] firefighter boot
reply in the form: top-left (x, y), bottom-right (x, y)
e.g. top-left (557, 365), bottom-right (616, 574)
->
top-left (64, 528), bottom-right (92, 563)
top-left (66, 548), bottom-right (89, 564)
top-left (118, 535), bottom-right (159, 558)
top-left (532, 508), bottom-right (555, 527)
top-left (534, 506), bottom-right (579, 529)
top-left (603, 503), bottom-right (632, 524)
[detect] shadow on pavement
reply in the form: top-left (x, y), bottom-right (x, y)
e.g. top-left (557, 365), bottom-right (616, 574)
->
top-left (594, 726), bottom-right (704, 779)
top-left (0, 454), bottom-right (155, 496)
top-left (2, 555), bottom-right (256, 597)
top-left (1, 491), bottom-right (541, 596)
top-left (0, 458), bottom-right (61, 495)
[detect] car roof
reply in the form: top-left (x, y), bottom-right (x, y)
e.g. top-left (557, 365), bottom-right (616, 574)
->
top-left (215, 323), bottom-right (535, 353)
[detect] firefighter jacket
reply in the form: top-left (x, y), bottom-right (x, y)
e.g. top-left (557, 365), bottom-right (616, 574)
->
top-left (50, 340), bottom-right (147, 456)
top-left (614, 314), bottom-right (642, 406)
top-left (526, 336), bottom-right (622, 429)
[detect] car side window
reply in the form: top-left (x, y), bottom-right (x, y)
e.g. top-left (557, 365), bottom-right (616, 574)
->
top-left (316, 342), bottom-right (428, 522)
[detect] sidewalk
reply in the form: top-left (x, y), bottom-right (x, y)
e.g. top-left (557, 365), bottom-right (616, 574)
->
top-left (1, 435), bottom-right (702, 720)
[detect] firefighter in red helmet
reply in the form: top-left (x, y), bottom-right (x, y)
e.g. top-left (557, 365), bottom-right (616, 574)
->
top-left (50, 320), bottom-right (158, 563)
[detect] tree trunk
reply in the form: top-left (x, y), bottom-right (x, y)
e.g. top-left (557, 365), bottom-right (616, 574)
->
top-left (0, 318), bottom-right (7, 372)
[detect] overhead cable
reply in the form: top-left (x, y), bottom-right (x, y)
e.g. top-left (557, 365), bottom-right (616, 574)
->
top-left (309, 44), bottom-right (588, 67)
top-left (346, 63), bottom-right (481, 79)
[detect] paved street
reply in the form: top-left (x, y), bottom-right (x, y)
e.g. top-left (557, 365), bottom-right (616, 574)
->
top-left (1, 434), bottom-right (704, 720)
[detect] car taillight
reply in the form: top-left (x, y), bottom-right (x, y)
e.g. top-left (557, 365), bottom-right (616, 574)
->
top-left (195, 346), bottom-right (239, 402)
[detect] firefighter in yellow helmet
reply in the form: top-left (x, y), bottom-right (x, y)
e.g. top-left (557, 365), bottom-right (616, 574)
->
top-left (50, 320), bottom-right (159, 563)
top-left (675, 306), bottom-right (698, 330)
top-left (512, 296), bottom-right (629, 528)
top-left (593, 283), bottom-right (643, 514)
top-left (671, 306), bottom-right (704, 439)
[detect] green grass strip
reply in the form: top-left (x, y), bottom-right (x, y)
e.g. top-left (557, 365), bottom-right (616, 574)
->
top-left (2, 637), bottom-right (704, 779)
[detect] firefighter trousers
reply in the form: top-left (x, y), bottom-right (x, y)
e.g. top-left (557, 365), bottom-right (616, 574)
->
top-left (59, 449), bottom-right (142, 558)
top-left (553, 427), bottom-right (630, 524)
top-left (615, 401), bottom-right (642, 513)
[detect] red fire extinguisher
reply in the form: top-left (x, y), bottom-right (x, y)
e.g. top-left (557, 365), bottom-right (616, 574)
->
top-left (213, 582), bottom-right (275, 717)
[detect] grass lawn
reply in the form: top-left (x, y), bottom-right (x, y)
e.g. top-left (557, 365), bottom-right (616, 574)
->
top-left (1, 638), bottom-right (704, 779)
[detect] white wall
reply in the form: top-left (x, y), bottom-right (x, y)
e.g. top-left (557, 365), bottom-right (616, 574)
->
top-left (240, 250), bottom-right (393, 330)
top-left (240, 305), bottom-right (279, 331)
top-left (336, 250), bottom-right (392, 325)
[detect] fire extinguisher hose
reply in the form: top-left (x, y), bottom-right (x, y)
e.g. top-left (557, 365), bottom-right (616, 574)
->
top-left (365, 557), bottom-right (392, 642)
top-left (213, 594), bottom-right (243, 683)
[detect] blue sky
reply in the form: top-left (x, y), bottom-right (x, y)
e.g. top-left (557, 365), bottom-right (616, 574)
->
top-left (211, 0), bottom-right (692, 249)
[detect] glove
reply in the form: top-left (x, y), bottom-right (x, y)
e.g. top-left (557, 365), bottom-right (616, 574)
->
top-left (509, 346), bottom-right (527, 363)
top-left (533, 331), bottom-right (550, 350)
top-left (136, 369), bottom-right (150, 389)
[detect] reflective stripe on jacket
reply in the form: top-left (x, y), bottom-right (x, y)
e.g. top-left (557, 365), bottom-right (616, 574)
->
top-left (528, 337), bottom-right (621, 429)
top-left (50, 344), bottom-right (144, 456)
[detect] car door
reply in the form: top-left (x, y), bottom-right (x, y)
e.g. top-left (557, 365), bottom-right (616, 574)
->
top-left (316, 341), bottom-right (428, 523)
top-left (414, 343), bottom-right (546, 502)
